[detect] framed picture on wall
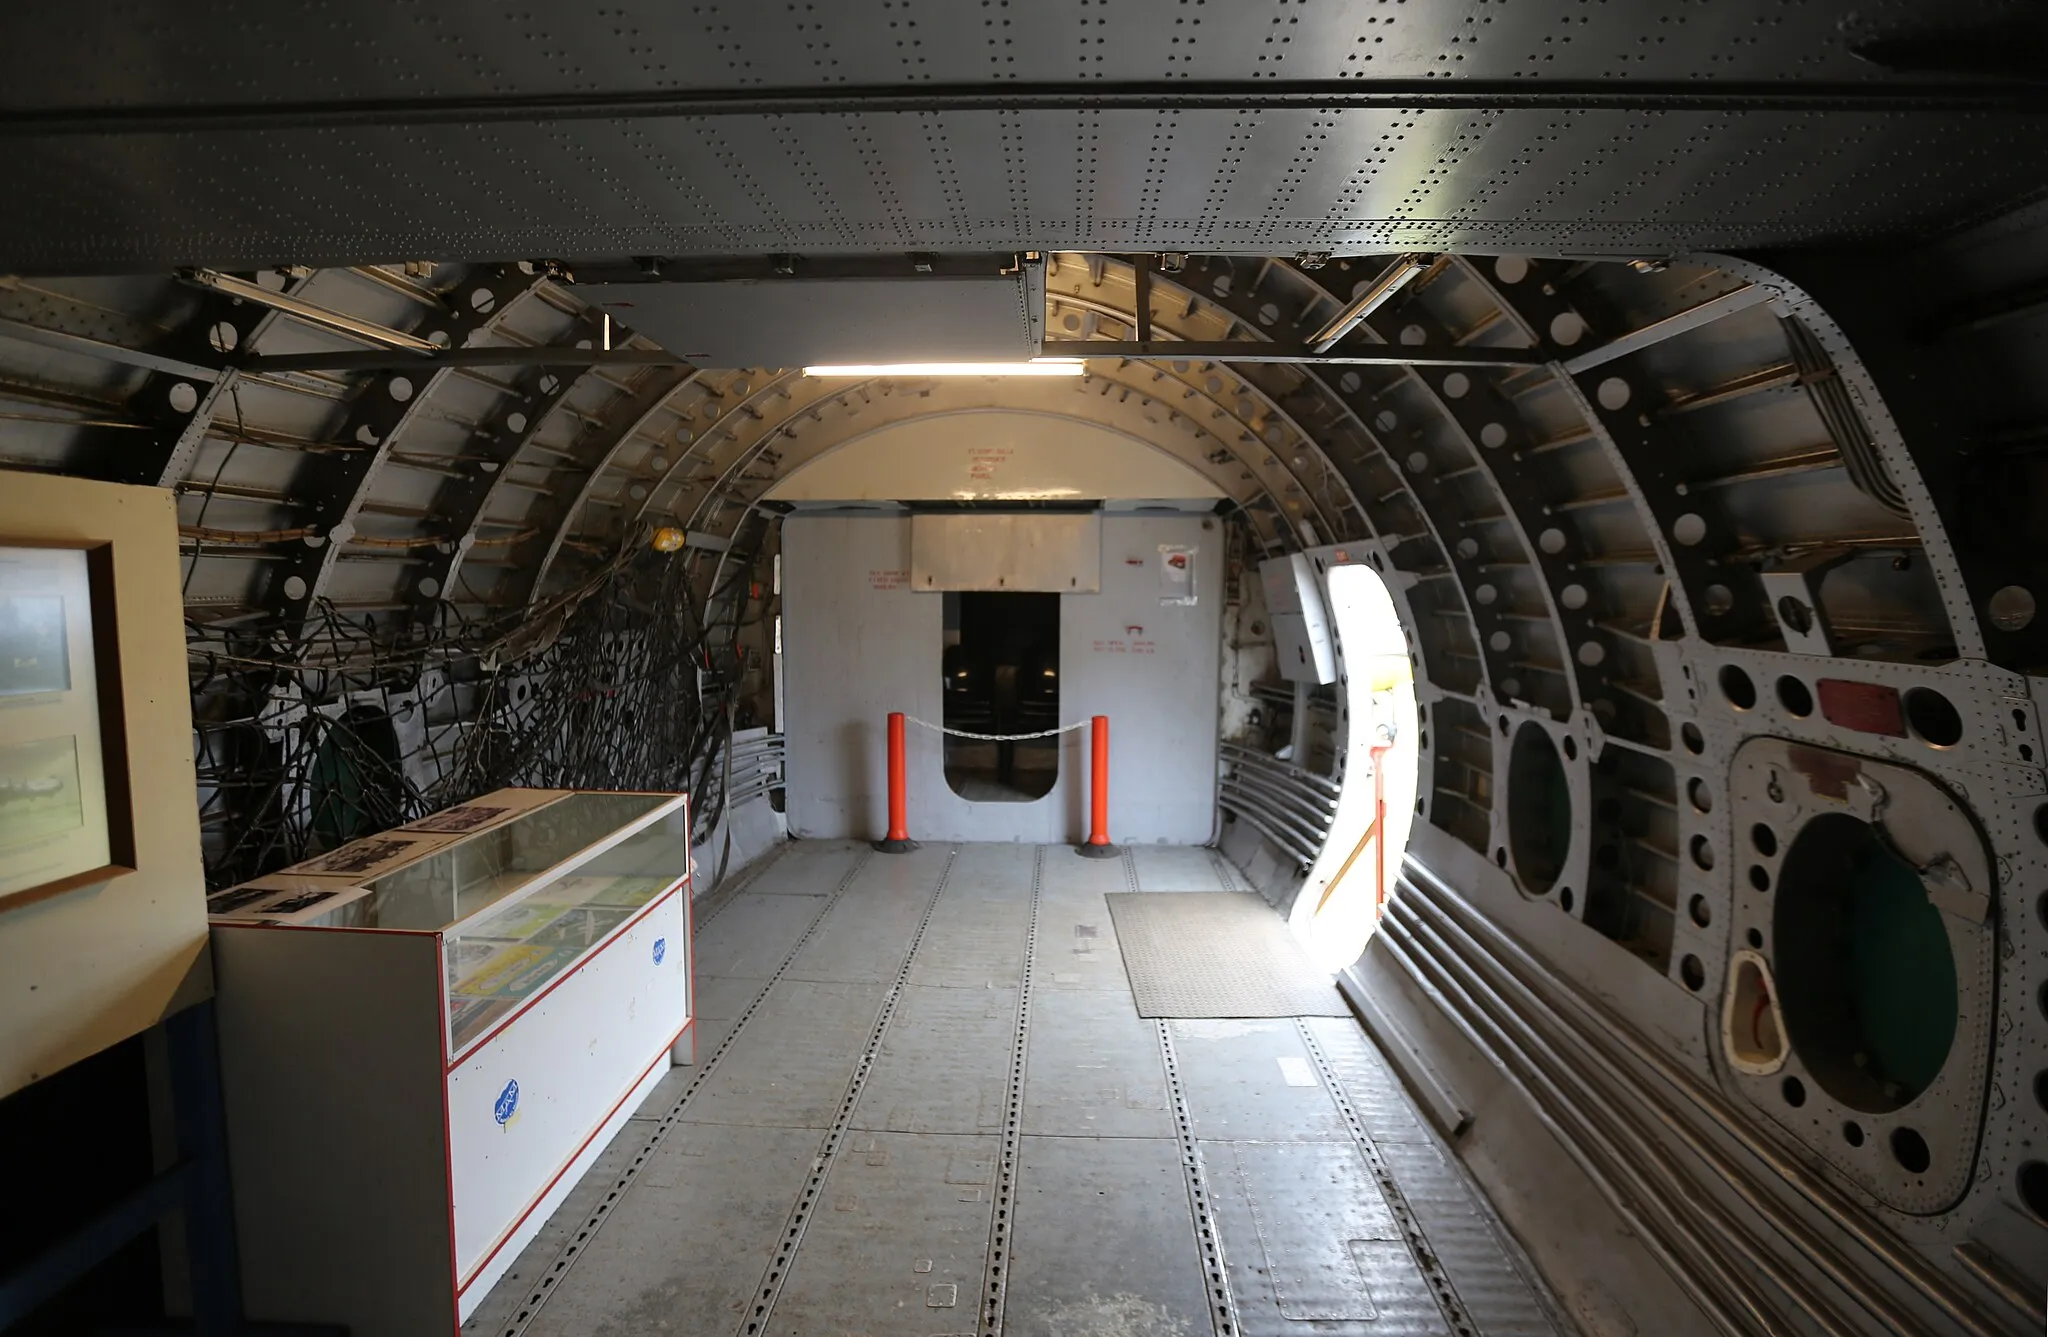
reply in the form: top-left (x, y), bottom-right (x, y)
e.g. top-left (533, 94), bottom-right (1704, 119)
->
top-left (0, 542), bottom-right (133, 909)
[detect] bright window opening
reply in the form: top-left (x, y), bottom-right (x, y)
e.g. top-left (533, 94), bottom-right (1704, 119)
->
top-left (942, 591), bottom-right (1059, 802)
top-left (1291, 563), bottom-right (1420, 971)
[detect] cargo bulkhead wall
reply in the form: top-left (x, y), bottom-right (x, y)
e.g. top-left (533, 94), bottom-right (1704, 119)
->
top-left (780, 511), bottom-right (1222, 845)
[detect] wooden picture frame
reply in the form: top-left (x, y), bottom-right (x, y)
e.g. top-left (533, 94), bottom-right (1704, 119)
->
top-left (0, 539), bottom-right (136, 911)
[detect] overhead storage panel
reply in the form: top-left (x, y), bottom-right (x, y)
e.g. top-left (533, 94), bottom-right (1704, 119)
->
top-left (910, 512), bottom-right (1102, 593)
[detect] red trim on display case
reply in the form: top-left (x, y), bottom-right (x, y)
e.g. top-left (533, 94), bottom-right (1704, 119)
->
top-left (454, 1024), bottom-right (688, 1299)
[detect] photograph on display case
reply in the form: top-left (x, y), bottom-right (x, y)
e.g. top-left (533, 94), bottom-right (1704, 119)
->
top-left (0, 542), bottom-right (132, 907)
top-left (204, 875), bottom-right (373, 924)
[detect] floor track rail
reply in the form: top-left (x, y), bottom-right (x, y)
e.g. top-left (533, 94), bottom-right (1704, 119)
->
top-left (1157, 1019), bottom-right (1241, 1337)
top-left (977, 845), bottom-right (1042, 1337)
top-left (491, 845), bottom-right (874, 1337)
top-left (737, 845), bottom-right (960, 1337)
top-left (1296, 1017), bottom-right (1480, 1337)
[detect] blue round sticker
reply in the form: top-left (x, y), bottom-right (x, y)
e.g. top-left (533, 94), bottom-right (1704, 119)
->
top-left (493, 1079), bottom-right (519, 1126)
top-left (652, 936), bottom-right (667, 966)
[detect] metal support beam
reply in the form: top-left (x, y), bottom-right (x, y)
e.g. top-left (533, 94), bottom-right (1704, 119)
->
top-left (1559, 284), bottom-right (1774, 374)
top-left (5, 80), bottom-right (2044, 140)
top-left (179, 269), bottom-right (440, 352)
top-left (1047, 340), bottom-right (1544, 367)
top-left (405, 313), bottom-right (610, 625)
top-left (517, 368), bottom-right (700, 608)
top-left (242, 346), bottom-right (693, 374)
top-left (1132, 255), bottom-right (1153, 344)
top-left (257, 267), bottom-right (544, 629)
top-left (0, 315), bottom-right (220, 382)
top-left (149, 277), bottom-right (323, 489)
top-left (563, 252), bottom-right (1027, 285)
top-left (1308, 253), bottom-right (1427, 352)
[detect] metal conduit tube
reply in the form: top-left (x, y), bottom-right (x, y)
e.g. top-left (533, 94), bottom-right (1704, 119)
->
top-left (1954, 1243), bottom-right (2045, 1323)
top-left (1216, 798), bottom-right (1319, 867)
top-left (1397, 857), bottom-right (2017, 1337)
top-left (1216, 784), bottom-right (1329, 854)
top-left (1217, 742), bottom-right (1343, 795)
top-left (1379, 918), bottom-right (1795, 1337)
top-left (1398, 882), bottom-right (2010, 1335)
top-left (1372, 920), bottom-right (1780, 1337)
top-left (180, 268), bottom-right (442, 352)
top-left (1212, 737), bottom-right (1343, 778)
top-left (1217, 757), bottom-right (1340, 814)
top-left (1217, 762), bottom-right (1333, 815)
top-left (1389, 903), bottom-right (1866, 1337)
top-left (1216, 787), bottom-right (1325, 858)
top-left (1216, 752), bottom-right (1341, 792)
top-left (1219, 759), bottom-right (1341, 807)
top-left (1220, 761), bottom-right (1335, 814)
top-left (1383, 910), bottom-right (1835, 1336)
top-left (1221, 776), bottom-right (1337, 830)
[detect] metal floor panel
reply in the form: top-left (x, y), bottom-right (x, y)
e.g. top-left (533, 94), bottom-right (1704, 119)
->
top-left (1108, 892), bottom-right (1350, 1018)
top-left (780, 881), bottom-right (945, 986)
top-left (690, 891), bottom-right (832, 979)
top-left (467, 845), bottom-right (1563, 1337)
top-left (1005, 1135), bottom-right (1214, 1337)
top-left (943, 841), bottom-right (1042, 892)
top-left (692, 972), bottom-right (775, 1023)
top-left (1029, 897), bottom-right (1134, 994)
top-left (1021, 985), bottom-right (1175, 1140)
top-left (1039, 848), bottom-right (1139, 897)
top-left (520, 1121), bottom-right (826, 1337)
top-left (1205, 1138), bottom-right (1427, 1334)
top-left (681, 978), bottom-right (887, 1129)
top-left (686, 975), bottom-right (776, 1064)
top-left (744, 840), bottom-right (875, 894)
top-left (1301, 1014), bottom-right (1439, 1148)
top-left (1130, 843), bottom-right (1238, 891)
top-left (766, 1131), bottom-right (1002, 1335)
top-left (1172, 1018), bottom-right (1356, 1144)
top-left (1303, 1018), bottom-right (1565, 1337)
top-left (849, 983), bottom-right (1018, 1136)
top-left (906, 894), bottom-right (1031, 989)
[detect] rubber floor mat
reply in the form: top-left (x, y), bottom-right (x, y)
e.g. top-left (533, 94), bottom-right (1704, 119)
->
top-left (1105, 892), bottom-right (1348, 1017)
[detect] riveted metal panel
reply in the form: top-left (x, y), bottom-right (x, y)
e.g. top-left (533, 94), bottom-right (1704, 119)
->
top-left (6, 2), bottom-right (2048, 268)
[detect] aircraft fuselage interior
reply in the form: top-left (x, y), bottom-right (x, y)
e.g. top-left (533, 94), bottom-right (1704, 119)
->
top-left (0, 5), bottom-right (2045, 1336)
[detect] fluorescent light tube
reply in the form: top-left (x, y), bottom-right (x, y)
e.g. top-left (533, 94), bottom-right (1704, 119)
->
top-left (802, 360), bottom-right (1085, 377)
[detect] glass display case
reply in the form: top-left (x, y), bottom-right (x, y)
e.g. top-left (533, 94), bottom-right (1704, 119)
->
top-left (207, 789), bottom-right (693, 1335)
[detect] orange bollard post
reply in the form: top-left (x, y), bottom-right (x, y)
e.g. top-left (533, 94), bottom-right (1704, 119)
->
top-left (874, 711), bottom-right (919, 853)
top-left (1076, 714), bottom-right (1121, 858)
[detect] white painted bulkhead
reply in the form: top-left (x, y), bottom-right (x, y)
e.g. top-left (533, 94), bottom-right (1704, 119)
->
top-left (781, 511), bottom-right (1223, 846)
